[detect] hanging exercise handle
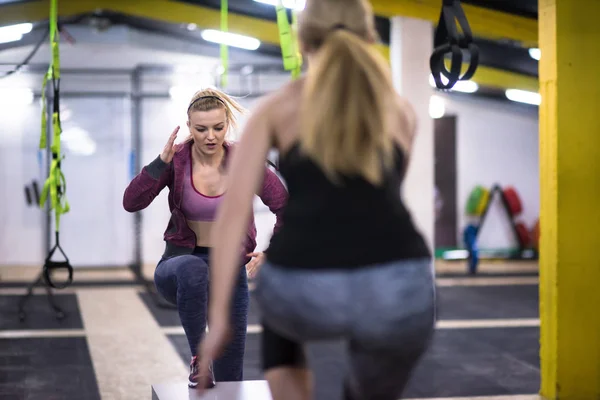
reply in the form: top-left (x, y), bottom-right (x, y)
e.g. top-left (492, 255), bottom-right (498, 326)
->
top-left (44, 232), bottom-right (73, 289)
top-left (38, 0), bottom-right (73, 289)
top-left (430, 0), bottom-right (479, 90)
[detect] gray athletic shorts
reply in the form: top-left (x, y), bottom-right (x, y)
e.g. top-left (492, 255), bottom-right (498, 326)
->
top-left (254, 257), bottom-right (436, 399)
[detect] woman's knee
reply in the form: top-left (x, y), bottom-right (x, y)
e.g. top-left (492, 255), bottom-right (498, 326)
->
top-left (159, 255), bottom-right (209, 293)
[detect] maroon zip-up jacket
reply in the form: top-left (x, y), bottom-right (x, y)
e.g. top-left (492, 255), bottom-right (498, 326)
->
top-left (122, 140), bottom-right (288, 261)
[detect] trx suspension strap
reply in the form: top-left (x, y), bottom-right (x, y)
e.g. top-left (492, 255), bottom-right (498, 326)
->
top-left (39, 0), bottom-right (73, 289)
top-left (430, 0), bottom-right (479, 90)
top-left (220, 0), bottom-right (229, 88)
top-left (276, 1), bottom-right (303, 79)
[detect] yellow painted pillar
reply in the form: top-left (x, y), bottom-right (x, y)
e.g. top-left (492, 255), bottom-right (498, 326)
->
top-left (539, 0), bottom-right (600, 399)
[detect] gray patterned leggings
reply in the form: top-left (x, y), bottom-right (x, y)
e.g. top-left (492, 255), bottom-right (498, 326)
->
top-left (254, 258), bottom-right (436, 400)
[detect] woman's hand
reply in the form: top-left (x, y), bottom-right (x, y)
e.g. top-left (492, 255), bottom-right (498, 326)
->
top-left (246, 252), bottom-right (265, 279)
top-left (196, 317), bottom-right (232, 395)
top-left (160, 126), bottom-right (180, 163)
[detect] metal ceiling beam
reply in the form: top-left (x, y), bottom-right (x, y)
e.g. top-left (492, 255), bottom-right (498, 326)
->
top-left (0, 0), bottom-right (90, 24)
top-left (0, 0), bottom-right (538, 92)
top-left (1, 0), bottom-right (540, 46)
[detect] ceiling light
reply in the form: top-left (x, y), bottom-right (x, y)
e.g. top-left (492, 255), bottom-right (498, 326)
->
top-left (253, 0), bottom-right (306, 11)
top-left (429, 75), bottom-right (479, 94)
top-left (505, 89), bottom-right (541, 106)
top-left (201, 30), bottom-right (260, 51)
top-left (0, 23), bottom-right (32, 35)
top-left (0, 31), bottom-right (23, 44)
top-left (0, 23), bottom-right (33, 44)
top-left (528, 48), bottom-right (541, 61)
top-left (429, 95), bottom-right (446, 119)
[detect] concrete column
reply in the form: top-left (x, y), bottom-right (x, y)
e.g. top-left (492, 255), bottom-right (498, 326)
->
top-left (538, 0), bottom-right (600, 398)
top-left (390, 16), bottom-right (435, 252)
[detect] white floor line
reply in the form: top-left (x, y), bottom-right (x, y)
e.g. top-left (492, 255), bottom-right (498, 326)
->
top-left (0, 318), bottom-right (541, 341)
top-left (161, 324), bottom-right (263, 336)
top-left (160, 319), bottom-right (540, 337)
top-left (0, 329), bottom-right (86, 339)
top-left (248, 277), bottom-right (538, 291)
top-left (436, 277), bottom-right (538, 287)
top-left (0, 318), bottom-right (541, 340)
top-left (0, 287), bottom-right (78, 295)
top-left (436, 319), bottom-right (540, 329)
top-left (160, 326), bottom-right (185, 335)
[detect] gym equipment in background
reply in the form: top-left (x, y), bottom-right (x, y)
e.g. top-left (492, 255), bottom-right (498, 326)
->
top-left (503, 186), bottom-right (522, 216)
top-left (24, 180), bottom-right (41, 207)
top-left (465, 185), bottom-right (489, 216)
top-left (276, 0), bottom-right (303, 79)
top-left (18, 0), bottom-right (72, 321)
top-left (430, 0), bottom-right (479, 90)
top-left (450, 184), bottom-right (537, 274)
top-left (220, 0), bottom-right (228, 88)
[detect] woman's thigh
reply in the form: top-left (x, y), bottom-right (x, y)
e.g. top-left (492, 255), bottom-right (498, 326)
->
top-left (349, 258), bottom-right (436, 348)
top-left (254, 262), bottom-right (353, 342)
top-left (344, 258), bottom-right (436, 399)
top-left (154, 254), bottom-right (209, 305)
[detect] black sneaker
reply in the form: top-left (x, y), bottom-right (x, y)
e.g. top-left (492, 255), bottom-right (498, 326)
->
top-left (188, 356), bottom-right (216, 389)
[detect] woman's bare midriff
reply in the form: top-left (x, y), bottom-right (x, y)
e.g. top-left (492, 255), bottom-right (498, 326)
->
top-left (186, 220), bottom-right (215, 247)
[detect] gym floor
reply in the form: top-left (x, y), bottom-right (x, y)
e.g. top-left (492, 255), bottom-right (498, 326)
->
top-left (0, 261), bottom-right (541, 400)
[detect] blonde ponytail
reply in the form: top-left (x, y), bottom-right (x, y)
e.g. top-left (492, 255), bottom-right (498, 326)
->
top-left (298, 0), bottom-right (396, 185)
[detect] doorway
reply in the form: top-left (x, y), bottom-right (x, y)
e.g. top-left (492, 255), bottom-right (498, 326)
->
top-left (434, 115), bottom-right (458, 249)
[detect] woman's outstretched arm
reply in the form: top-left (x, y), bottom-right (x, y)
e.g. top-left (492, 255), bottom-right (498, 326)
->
top-left (198, 97), bottom-right (275, 369)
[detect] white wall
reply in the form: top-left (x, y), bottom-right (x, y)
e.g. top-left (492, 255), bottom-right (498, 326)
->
top-left (441, 94), bottom-right (539, 249)
top-left (390, 16), bottom-right (435, 253)
top-left (0, 99), bottom-right (45, 266)
top-left (0, 95), bottom-right (134, 267)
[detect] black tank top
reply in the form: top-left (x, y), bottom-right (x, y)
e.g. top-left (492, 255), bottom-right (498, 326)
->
top-left (265, 142), bottom-right (431, 269)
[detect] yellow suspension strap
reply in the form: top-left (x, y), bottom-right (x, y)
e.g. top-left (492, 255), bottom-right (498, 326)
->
top-left (220, 0), bottom-right (229, 88)
top-left (276, 1), bottom-right (303, 79)
top-left (39, 0), bottom-right (73, 289)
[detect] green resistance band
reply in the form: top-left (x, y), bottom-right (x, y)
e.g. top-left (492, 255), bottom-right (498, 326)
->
top-left (276, 1), bottom-right (303, 79)
top-left (220, 0), bottom-right (228, 88)
top-left (291, 9), bottom-right (302, 79)
top-left (39, 0), bottom-right (70, 230)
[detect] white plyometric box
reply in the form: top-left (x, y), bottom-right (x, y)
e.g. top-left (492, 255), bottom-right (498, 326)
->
top-left (152, 380), bottom-right (273, 400)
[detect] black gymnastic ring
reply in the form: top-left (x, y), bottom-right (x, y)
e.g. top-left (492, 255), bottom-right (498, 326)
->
top-left (43, 239), bottom-right (74, 289)
top-left (431, 43), bottom-right (463, 89)
top-left (43, 259), bottom-right (74, 289)
top-left (430, 0), bottom-right (479, 90)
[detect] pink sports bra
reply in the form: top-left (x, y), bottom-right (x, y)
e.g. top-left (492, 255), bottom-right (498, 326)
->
top-left (181, 153), bottom-right (224, 222)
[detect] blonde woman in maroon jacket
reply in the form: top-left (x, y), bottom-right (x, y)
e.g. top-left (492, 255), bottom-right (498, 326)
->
top-left (123, 88), bottom-right (288, 388)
